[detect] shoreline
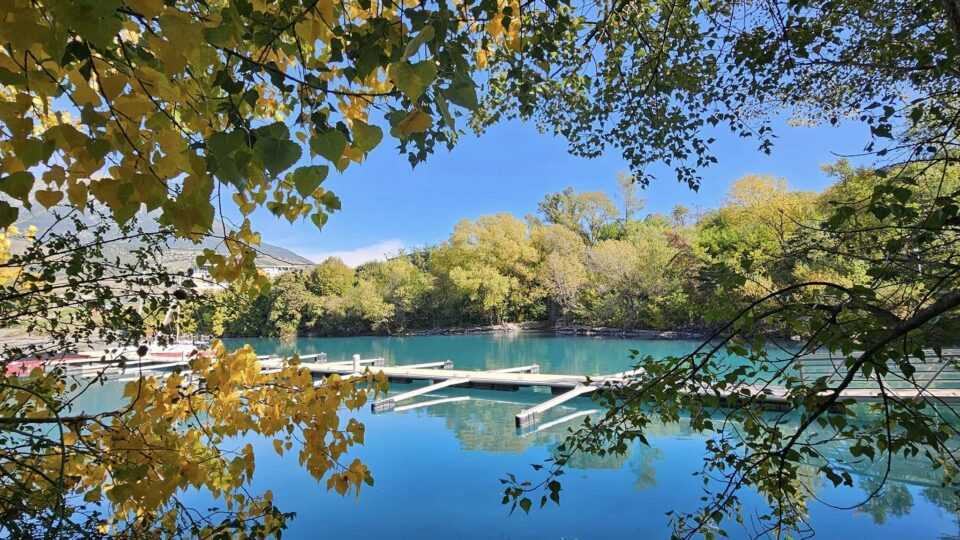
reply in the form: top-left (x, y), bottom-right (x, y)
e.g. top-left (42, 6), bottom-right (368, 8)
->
top-left (399, 321), bottom-right (706, 340)
top-left (218, 322), bottom-right (712, 340)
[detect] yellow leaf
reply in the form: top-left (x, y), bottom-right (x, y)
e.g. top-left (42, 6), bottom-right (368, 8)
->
top-left (232, 192), bottom-right (256, 215)
top-left (34, 189), bottom-right (63, 208)
top-left (2, 155), bottom-right (23, 174)
top-left (387, 60), bottom-right (437, 102)
top-left (486, 14), bottom-right (505, 39)
top-left (149, 35), bottom-right (187, 74)
top-left (343, 144), bottom-right (364, 164)
top-left (134, 67), bottom-right (175, 100)
top-left (160, 11), bottom-right (204, 61)
top-left (66, 181), bottom-right (88, 209)
top-left (114, 94), bottom-right (155, 121)
top-left (394, 109), bottom-right (433, 134)
top-left (126, 0), bottom-right (165, 18)
top-left (132, 173), bottom-right (168, 210)
top-left (42, 166), bottom-right (66, 187)
top-left (62, 431), bottom-right (77, 446)
top-left (476, 48), bottom-right (489, 69)
top-left (68, 71), bottom-right (101, 107)
top-left (99, 73), bottom-right (129, 101)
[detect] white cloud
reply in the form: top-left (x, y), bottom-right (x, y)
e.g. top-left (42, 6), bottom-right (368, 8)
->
top-left (305, 239), bottom-right (406, 267)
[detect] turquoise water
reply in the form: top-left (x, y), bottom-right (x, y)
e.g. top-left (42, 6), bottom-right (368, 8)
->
top-left (92, 336), bottom-right (960, 537)
top-left (227, 333), bottom-right (703, 374)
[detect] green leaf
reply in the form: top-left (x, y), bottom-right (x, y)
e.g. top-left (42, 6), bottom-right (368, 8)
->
top-left (19, 138), bottom-right (52, 168)
top-left (164, 174), bottom-right (214, 233)
top-left (253, 121), bottom-right (289, 140)
top-left (319, 191), bottom-right (341, 211)
top-left (254, 137), bottom-right (301, 176)
top-left (90, 178), bottom-right (137, 226)
top-left (518, 498), bottom-right (532, 514)
top-left (352, 120), bottom-right (383, 153)
top-left (388, 60), bottom-right (437, 102)
top-left (443, 78), bottom-right (478, 110)
top-left (402, 25), bottom-right (435, 60)
top-left (892, 187), bottom-right (912, 204)
top-left (310, 130), bottom-right (347, 163)
top-left (292, 165), bottom-right (329, 197)
top-left (207, 131), bottom-right (243, 158)
top-left (435, 92), bottom-right (454, 129)
top-left (87, 138), bottom-right (112, 162)
top-left (0, 171), bottom-right (35, 205)
top-left (55, 0), bottom-right (123, 49)
top-left (207, 130), bottom-right (246, 187)
top-left (0, 67), bottom-right (25, 85)
top-left (311, 212), bottom-right (328, 230)
top-left (0, 200), bottom-right (18, 228)
top-left (870, 206), bottom-right (890, 221)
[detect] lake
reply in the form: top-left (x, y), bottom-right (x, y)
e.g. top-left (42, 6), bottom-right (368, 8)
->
top-left (82, 334), bottom-right (960, 538)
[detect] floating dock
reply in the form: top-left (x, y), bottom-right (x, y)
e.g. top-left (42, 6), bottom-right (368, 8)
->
top-left (25, 345), bottom-right (960, 431)
top-left (282, 352), bottom-right (960, 428)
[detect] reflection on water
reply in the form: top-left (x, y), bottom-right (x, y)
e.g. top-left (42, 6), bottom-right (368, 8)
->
top-left (393, 385), bottom-right (960, 527)
top-left (71, 335), bottom-right (950, 537)
top-left (856, 479), bottom-right (913, 524)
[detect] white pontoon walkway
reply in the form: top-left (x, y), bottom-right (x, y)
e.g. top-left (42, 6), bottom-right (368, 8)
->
top-left (259, 351), bottom-right (960, 428)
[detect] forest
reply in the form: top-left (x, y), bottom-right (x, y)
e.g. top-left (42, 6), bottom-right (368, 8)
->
top-left (189, 160), bottom-right (924, 339)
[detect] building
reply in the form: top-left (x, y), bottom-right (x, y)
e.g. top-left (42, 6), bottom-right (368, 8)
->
top-left (190, 264), bottom-right (309, 290)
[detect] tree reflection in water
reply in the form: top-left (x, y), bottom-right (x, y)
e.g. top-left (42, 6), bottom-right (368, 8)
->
top-left (854, 479), bottom-right (913, 525)
top-left (393, 388), bottom-right (960, 526)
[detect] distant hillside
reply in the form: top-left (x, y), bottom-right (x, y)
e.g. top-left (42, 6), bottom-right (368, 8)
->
top-left (10, 208), bottom-right (314, 270)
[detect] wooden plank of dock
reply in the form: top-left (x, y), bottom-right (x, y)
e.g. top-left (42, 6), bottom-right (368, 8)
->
top-left (261, 356), bottom-right (386, 370)
top-left (493, 364), bottom-right (540, 374)
top-left (324, 358), bottom-right (386, 368)
top-left (68, 358), bottom-right (193, 379)
top-left (301, 362), bottom-right (587, 389)
top-left (401, 360), bottom-right (454, 369)
top-left (372, 377), bottom-right (472, 412)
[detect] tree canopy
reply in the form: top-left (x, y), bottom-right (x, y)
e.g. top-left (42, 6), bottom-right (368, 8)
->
top-left (0, 0), bottom-right (523, 291)
top-left (0, 0), bottom-right (507, 535)
top-left (4, 0), bottom-right (960, 538)
top-left (496, 1), bottom-right (960, 535)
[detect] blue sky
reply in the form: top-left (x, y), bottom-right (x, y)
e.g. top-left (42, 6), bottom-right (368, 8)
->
top-left (247, 117), bottom-right (872, 265)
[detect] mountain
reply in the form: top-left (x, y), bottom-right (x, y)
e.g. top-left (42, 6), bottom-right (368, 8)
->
top-left (9, 208), bottom-right (314, 270)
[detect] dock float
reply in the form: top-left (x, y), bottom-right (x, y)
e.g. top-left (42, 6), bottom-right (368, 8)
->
top-left (515, 384), bottom-right (598, 428)
top-left (373, 378), bottom-right (473, 412)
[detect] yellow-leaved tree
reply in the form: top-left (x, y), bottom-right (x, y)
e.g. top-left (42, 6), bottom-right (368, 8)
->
top-left (0, 0), bottom-right (531, 536)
